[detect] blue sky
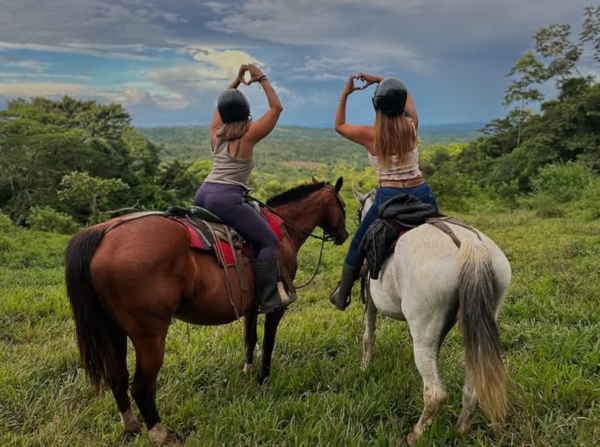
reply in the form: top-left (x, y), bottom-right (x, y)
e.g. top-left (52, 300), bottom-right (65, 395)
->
top-left (0, 0), bottom-right (597, 127)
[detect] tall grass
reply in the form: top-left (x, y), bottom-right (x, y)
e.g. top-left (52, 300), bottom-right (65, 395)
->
top-left (1, 204), bottom-right (599, 446)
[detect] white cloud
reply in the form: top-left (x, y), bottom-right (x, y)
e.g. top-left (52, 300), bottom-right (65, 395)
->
top-left (0, 42), bottom-right (156, 61)
top-left (119, 87), bottom-right (152, 105)
top-left (0, 56), bottom-right (47, 72)
top-left (187, 47), bottom-right (261, 77)
top-left (0, 72), bottom-right (91, 80)
top-left (288, 73), bottom-right (347, 82)
top-left (149, 47), bottom-right (264, 106)
top-left (0, 82), bottom-right (86, 97)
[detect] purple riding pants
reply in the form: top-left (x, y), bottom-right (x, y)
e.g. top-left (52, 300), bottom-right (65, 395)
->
top-left (194, 182), bottom-right (279, 261)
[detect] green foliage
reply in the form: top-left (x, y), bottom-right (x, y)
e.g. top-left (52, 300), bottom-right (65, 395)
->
top-left (581, 6), bottom-right (600, 63)
top-left (59, 172), bottom-right (129, 224)
top-left (0, 209), bottom-right (13, 231)
top-left (531, 163), bottom-right (593, 203)
top-left (27, 206), bottom-right (80, 234)
top-left (581, 178), bottom-right (600, 219)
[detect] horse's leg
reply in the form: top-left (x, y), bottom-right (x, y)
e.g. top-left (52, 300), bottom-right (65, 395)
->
top-left (406, 323), bottom-right (448, 447)
top-left (130, 332), bottom-right (173, 444)
top-left (258, 307), bottom-right (286, 385)
top-left (456, 373), bottom-right (478, 434)
top-left (244, 309), bottom-right (259, 375)
top-left (105, 326), bottom-right (143, 433)
top-left (361, 294), bottom-right (377, 371)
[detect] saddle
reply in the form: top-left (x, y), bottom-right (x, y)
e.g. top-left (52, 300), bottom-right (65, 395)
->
top-left (357, 194), bottom-right (481, 281)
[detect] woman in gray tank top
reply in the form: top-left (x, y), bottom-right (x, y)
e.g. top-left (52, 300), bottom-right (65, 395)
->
top-left (194, 64), bottom-right (291, 314)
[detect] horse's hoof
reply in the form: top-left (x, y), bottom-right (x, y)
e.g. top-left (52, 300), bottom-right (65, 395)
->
top-left (243, 363), bottom-right (253, 375)
top-left (257, 375), bottom-right (270, 386)
top-left (148, 423), bottom-right (176, 445)
top-left (456, 418), bottom-right (471, 435)
top-left (121, 408), bottom-right (143, 433)
top-left (407, 432), bottom-right (419, 447)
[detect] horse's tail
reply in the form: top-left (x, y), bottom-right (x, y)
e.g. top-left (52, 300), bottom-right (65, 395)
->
top-left (65, 227), bottom-right (114, 390)
top-left (456, 236), bottom-right (506, 424)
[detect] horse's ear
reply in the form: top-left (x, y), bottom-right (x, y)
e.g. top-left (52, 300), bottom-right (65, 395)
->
top-left (352, 186), bottom-right (366, 204)
top-left (312, 176), bottom-right (320, 184)
top-left (334, 177), bottom-right (344, 193)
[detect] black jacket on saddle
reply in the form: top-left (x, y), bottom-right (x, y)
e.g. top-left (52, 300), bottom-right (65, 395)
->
top-left (357, 194), bottom-right (441, 280)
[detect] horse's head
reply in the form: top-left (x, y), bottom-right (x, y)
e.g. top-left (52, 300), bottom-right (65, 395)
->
top-left (352, 186), bottom-right (376, 225)
top-left (313, 176), bottom-right (349, 245)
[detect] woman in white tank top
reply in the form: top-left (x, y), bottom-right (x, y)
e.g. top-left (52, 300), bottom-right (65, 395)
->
top-left (330, 74), bottom-right (438, 311)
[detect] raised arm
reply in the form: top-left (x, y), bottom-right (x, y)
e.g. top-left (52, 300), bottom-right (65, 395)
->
top-left (334, 75), bottom-right (373, 149)
top-left (210, 68), bottom-right (245, 143)
top-left (245, 64), bottom-right (283, 144)
top-left (404, 90), bottom-right (418, 130)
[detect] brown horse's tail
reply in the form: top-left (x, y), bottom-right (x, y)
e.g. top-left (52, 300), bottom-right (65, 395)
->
top-left (456, 237), bottom-right (506, 424)
top-left (65, 227), bottom-right (114, 390)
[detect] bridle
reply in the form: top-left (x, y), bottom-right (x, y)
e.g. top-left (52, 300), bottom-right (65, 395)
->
top-left (246, 184), bottom-right (347, 288)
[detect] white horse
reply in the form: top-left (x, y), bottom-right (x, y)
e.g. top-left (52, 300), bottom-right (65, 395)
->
top-left (352, 188), bottom-right (511, 446)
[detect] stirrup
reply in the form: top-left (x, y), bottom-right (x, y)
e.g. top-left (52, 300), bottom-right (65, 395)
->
top-left (279, 283), bottom-right (297, 307)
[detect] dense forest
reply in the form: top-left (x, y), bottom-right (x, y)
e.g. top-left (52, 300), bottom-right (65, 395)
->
top-left (140, 122), bottom-right (483, 163)
top-left (1, 7), bottom-right (599, 232)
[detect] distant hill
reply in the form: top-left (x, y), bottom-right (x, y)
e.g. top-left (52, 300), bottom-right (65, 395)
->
top-left (140, 123), bottom-right (483, 168)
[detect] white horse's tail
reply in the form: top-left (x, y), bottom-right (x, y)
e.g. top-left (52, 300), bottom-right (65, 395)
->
top-left (457, 237), bottom-right (506, 424)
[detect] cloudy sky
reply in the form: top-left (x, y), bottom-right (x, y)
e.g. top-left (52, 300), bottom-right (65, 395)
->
top-left (0, 0), bottom-right (596, 127)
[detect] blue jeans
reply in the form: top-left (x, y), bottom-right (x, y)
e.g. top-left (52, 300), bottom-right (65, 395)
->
top-left (345, 183), bottom-right (438, 267)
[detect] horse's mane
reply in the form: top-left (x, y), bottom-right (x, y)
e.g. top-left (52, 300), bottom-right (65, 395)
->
top-left (266, 182), bottom-right (326, 207)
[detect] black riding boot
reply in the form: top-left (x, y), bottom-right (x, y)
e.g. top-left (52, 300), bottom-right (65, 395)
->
top-left (329, 263), bottom-right (361, 311)
top-left (254, 260), bottom-right (294, 314)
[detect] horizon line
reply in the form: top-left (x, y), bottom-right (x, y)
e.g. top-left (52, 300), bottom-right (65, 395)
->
top-left (135, 121), bottom-right (487, 129)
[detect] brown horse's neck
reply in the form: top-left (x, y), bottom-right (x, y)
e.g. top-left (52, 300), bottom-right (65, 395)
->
top-left (273, 191), bottom-right (326, 253)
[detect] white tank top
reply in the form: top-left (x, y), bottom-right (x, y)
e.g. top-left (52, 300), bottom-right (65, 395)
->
top-left (368, 118), bottom-right (421, 181)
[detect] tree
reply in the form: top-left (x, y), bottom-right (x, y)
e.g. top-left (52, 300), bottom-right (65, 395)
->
top-left (504, 52), bottom-right (546, 147)
top-left (121, 126), bottom-right (161, 177)
top-left (534, 24), bottom-right (584, 83)
top-left (59, 172), bottom-right (129, 224)
top-left (580, 6), bottom-right (600, 63)
top-left (0, 118), bottom-right (98, 223)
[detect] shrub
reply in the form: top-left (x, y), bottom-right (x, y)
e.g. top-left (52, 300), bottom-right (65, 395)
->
top-left (0, 209), bottom-right (13, 231)
top-left (531, 163), bottom-right (593, 203)
top-left (581, 179), bottom-right (600, 220)
top-left (524, 194), bottom-right (566, 218)
top-left (28, 207), bottom-right (80, 234)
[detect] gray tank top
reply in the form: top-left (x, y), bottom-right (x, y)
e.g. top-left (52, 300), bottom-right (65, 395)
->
top-left (204, 137), bottom-right (255, 187)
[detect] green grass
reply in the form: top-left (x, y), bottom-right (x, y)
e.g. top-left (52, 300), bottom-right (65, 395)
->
top-left (1, 206), bottom-right (600, 446)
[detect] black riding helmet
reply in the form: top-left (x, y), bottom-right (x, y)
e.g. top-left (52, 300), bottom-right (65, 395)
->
top-left (218, 89), bottom-right (251, 124)
top-left (372, 78), bottom-right (408, 116)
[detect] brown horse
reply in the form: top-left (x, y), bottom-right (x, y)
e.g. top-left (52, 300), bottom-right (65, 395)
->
top-left (65, 178), bottom-right (347, 444)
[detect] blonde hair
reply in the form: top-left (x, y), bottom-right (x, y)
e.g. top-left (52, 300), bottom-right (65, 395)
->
top-left (217, 119), bottom-right (251, 141)
top-left (373, 111), bottom-right (414, 168)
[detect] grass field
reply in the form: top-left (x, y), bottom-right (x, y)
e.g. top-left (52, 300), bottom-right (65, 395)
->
top-left (1, 199), bottom-right (600, 446)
